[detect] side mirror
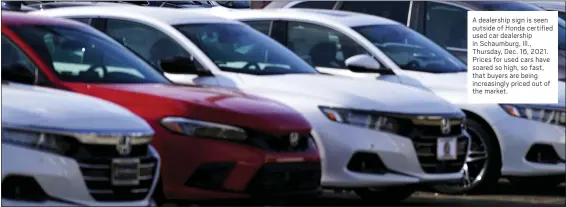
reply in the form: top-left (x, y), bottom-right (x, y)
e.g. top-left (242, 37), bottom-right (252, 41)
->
top-left (2, 63), bottom-right (36, 85)
top-left (159, 56), bottom-right (212, 76)
top-left (345, 54), bottom-right (394, 75)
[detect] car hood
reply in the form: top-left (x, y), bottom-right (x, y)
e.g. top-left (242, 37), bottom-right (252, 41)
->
top-left (236, 73), bottom-right (462, 114)
top-left (66, 83), bottom-right (311, 134)
top-left (2, 83), bottom-right (152, 133)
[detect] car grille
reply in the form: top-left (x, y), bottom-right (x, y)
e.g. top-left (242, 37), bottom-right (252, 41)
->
top-left (406, 117), bottom-right (469, 174)
top-left (412, 135), bottom-right (468, 173)
top-left (246, 162), bottom-right (321, 194)
top-left (71, 144), bottom-right (158, 201)
top-left (245, 131), bottom-right (313, 152)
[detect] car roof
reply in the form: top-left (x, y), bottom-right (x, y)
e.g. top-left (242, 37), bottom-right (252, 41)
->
top-left (2, 10), bottom-right (84, 26)
top-left (446, 1), bottom-right (542, 10)
top-left (188, 7), bottom-right (400, 27)
top-left (26, 1), bottom-right (135, 8)
top-left (30, 5), bottom-right (238, 25)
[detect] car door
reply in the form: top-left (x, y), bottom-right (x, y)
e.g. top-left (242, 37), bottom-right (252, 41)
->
top-left (410, 1), bottom-right (469, 63)
top-left (98, 18), bottom-right (220, 86)
top-left (336, 1), bottom-right (412, 24)
top-left (277, 20), bottom-right (383, 79)
top-left (1, 35), bottom-right (53, 87)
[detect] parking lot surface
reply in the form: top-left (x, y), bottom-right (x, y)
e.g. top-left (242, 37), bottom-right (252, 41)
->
top-left (163, 182), bottom-right (564, 207)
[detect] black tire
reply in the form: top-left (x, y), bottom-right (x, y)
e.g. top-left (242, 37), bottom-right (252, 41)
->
top-left (434, 118), bottom-right (502, 194)
top-left (354, 186), bottom-right (415, 204)
top-left (508, 175), bottom-right (565, 188)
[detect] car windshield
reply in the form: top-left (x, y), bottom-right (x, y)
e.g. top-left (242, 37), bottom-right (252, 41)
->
top-left (559, 18), bottom-right (565, 50)
top-left (479, 1), bottom-right (544, 11)
top-left (9, 25), bottom-right (170, 84)
top-left (353, 24), bottom-right (467, 73)
top-left (175, 23), bottom-right (319, 75)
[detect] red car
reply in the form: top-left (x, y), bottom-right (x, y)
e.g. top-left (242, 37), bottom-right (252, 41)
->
top-left (1, 12), bottom-right (321, 203)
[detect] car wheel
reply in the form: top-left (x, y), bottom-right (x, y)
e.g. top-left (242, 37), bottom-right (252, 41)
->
top-left (354, 186), bottom-right (415, 204)
top-left (508, 175), bottom-right (565, 188)
top-left (433, 118), bottom-right (501, 194)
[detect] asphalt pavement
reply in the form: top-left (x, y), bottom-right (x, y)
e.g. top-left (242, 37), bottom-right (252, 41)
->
top-left (163, 181), bottom-right (565, 207)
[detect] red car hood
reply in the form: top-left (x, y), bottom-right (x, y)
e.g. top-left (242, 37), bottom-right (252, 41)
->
top-left (64, 83), bottom-right (311, 134)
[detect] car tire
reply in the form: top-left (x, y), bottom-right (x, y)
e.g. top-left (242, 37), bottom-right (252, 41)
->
top-left (433, 118), bottom-right (502, 194)
top-left (354, 186), bottom-right (415, 204)
top-left (508, 175), bottom-right (565, 189)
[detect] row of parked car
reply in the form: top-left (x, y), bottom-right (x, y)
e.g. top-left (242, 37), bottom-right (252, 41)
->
top-left (1, 1), bottom-right (565, 206)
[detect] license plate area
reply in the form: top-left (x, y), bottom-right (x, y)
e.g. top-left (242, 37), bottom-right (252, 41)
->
top-left (436, 137), bottom-right (458, 161)
top-left (111, 158), bottom-right (140, 186)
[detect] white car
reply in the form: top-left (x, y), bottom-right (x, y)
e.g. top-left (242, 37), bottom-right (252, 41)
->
top-left (33, 6), bottom-right (470, 202)
top-left (2, 81), bottom-right (160, 206)
top-left (197, 8), bottom-right (566, 193)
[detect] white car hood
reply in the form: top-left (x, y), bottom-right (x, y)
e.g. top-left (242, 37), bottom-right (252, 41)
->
top-left (1, 83), bottom-right (152, 133)
top-left (237, 73), bottom-right (462, 114)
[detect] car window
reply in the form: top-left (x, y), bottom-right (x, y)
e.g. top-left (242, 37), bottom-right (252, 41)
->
top-left (559, 18), bottom-right (565, 50)
top-left (353, 24), bottom-right (467, 73)
top-left (292, 1), bottom-right (336, 9)
top-left (478, 1), bottom-right (544, 11)
top-left (1, 35), bottom-right (40, 74)
top-left (424, 2), bottom-right (467, 49)
top-left (245, 21), bottom-right (272, 35)
top-left (287, 21), bottom-right (370, 69)
top-left (559, 12), bottom-right (566, 21)
top-left (9, 25), bottom-right (170, 84)
top-left (105, 19), bottom-right (195, 69)
top-left (175, 23), bottom-right (318, 75)
top-left (339, 1), bottom-right (410, 24)
top-left (69, 18), bottom-right (91, 25)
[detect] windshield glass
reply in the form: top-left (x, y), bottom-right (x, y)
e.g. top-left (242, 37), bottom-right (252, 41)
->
top-left (9, 25), bottom-right (170, 84)
top-left (559, 18), bottom-right (565, 50)
top-left (353, 24), bottom-right (467, 73)
top-left (479, 1), bottom-right (544, 11)
top-left (175, 23), bottom-right (319, 75)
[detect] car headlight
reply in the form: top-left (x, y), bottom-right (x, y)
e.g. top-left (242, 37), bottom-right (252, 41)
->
top-left (160, 117), bottom-right (247, 141)
top-left (319, 106), bottom-right (400, 133)
top-left (500, 104), bottom-right (566, 125)
top-left (2, 128), bottom-right (73, 155)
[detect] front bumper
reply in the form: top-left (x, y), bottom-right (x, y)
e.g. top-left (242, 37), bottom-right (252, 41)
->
top-left (0, 199), bottom-right (155, 207)
top-left (494, 116), bottom-right (565, 176)
top-left (155, 130), bottom-right (321, 200)
top-left (1, 144), bottom-right (157, 206)
top-left (312, 121), bottom-right (468, 188)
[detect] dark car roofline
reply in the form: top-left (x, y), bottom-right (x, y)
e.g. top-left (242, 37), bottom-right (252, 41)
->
top-left (2, 11), bottom-right (84, 27)
top-left (445, 1), bottom-right (541, 10)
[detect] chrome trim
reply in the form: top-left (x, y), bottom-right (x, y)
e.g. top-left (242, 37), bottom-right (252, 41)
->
top-left (446, 47), bottom-right (468, 52)
top-left (407, 1), bottom-right (413, 26)
top-left (145, 145), bottom-right (161, 201)
top-left (1, 123), bottom-right (153, 145)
